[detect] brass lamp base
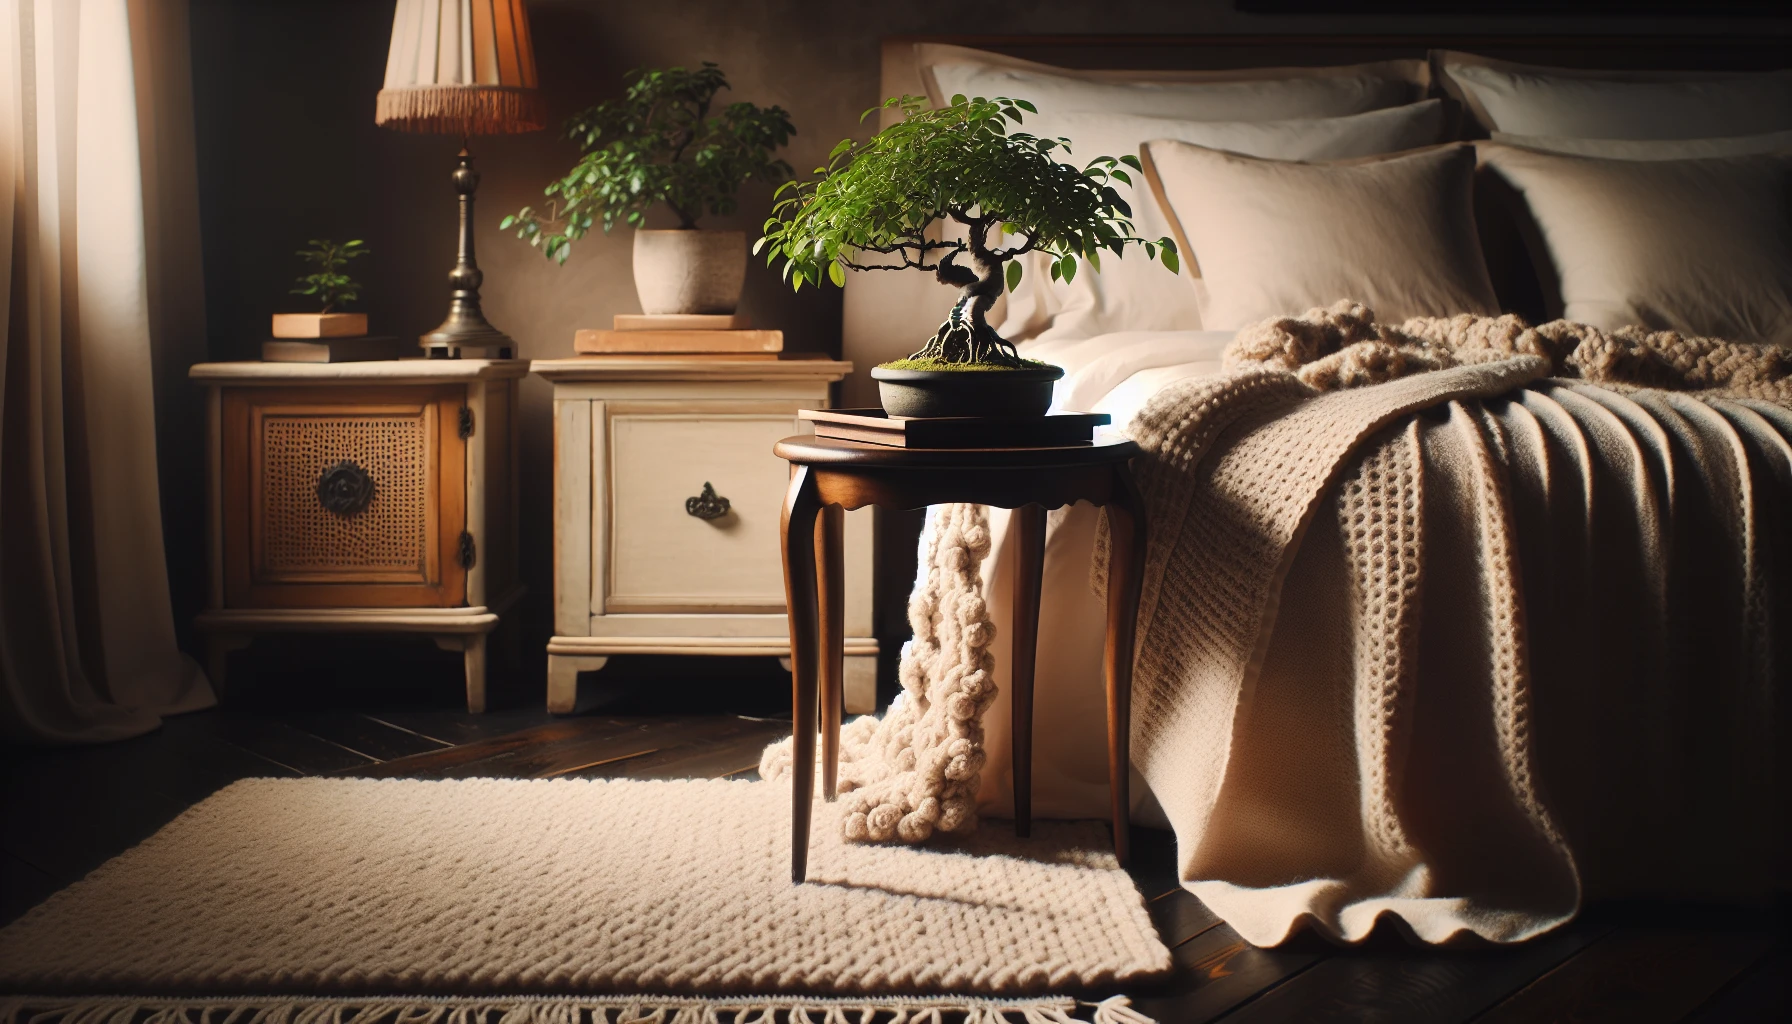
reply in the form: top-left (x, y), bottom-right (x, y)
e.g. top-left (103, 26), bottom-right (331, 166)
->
top-left (422, 146), bottom-right (514, 360)
top-left (420, 309), bottom-right (514, 360)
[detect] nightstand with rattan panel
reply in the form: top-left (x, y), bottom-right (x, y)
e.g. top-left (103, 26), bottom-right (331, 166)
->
top-left (190, 359), bottom-right (528, 712)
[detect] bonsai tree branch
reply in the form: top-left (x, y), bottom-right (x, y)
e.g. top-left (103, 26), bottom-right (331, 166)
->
top-left (990, 232), bottom-right (1039, 261)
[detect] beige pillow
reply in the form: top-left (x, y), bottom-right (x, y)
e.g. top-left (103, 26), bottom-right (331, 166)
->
top-left (1141, 142), bottom-right (1499, 332)
top-left (997, 101), bottom-right (1448, 341)
top-left (1437, 51), bottom-right (1792, 139)
top-left (1489, 129), bottom-right (1792, 161)
top-left (1477, 144), bottom-right (1792, 346)
top-left (1053, 101), bottom-right (1446, 170)
top-left (920, 44), bottom-right (1427, 121)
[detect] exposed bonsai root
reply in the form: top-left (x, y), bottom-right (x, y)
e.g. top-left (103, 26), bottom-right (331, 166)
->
top-left (904, 299), bottom-right (1025, 368)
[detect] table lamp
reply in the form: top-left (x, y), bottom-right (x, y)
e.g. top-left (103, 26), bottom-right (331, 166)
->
top-left (376, 0), bottom-right (545, 357)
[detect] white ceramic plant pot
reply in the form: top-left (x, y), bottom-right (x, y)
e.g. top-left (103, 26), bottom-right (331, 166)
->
top-left (631, 229), bottom-right (747, 315)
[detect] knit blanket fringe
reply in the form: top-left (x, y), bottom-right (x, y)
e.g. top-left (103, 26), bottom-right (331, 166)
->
top-left (0, 995), bottom-right (1153, 1024)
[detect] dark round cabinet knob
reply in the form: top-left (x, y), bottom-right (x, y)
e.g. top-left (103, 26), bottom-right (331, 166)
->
top-left (685, 482), bottom-right (730, 520)
top-left (317, 460), bottom-right (375, 517)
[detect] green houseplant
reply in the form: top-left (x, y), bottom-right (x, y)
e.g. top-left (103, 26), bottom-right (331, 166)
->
top-left (502, 63), bottom-right (795, 315)
top-left (757, 95), bottom-right (1177, 417)
top-left (273, 238), bottom-right (370, 338)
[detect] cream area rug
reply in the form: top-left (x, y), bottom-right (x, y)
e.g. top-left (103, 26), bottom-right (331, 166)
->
top-left (0, 777), bottom-right (1168, 1023)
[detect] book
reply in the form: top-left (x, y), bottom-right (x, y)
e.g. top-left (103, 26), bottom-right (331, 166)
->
top-left (799, 408), bottom-right (1110, 449)
top-left (574, 328), bottom-right (783, 355)
top-left (270, 313), bottom-right (369, 338)
top-left (613, 313), bottom-right (750, 331)
top-left (261, 336), bottom-right (410, 363)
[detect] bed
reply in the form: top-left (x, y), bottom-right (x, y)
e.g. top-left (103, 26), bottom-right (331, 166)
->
top-left (820, 34), bottom-right (1792, 947)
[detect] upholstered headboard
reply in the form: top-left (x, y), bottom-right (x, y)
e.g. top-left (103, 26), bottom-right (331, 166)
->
top-left (838, 32), bottom-right (1792, 406)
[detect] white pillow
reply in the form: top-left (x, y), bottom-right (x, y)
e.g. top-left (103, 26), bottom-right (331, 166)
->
top-left (995, 102), bottom-right (1448, 342)
top-left (1438, 52), bottom-right (1792, 140)
top-left (921, 45), bottom-right (1425, 122)
top-left (1488, 129), bottom-right (1792, 161)
top-left (1142, 142), bottom-right (1499, 332)
top-left (1478, 143), bottom-right (1792, 346)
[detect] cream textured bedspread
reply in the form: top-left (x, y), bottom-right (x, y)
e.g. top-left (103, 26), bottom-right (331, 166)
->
top-left (1122, 309), bottom-right (1792, 944)
top-left (989, 311), bottom-right (1791, 945)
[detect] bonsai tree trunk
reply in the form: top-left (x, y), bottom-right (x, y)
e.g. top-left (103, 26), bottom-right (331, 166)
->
top-left (903, 221), bottom-right (1024, 367)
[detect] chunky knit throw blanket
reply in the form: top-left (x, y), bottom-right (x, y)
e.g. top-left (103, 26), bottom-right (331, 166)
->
top-left (763, 504), bottom-right (999, 842)
top-left (767, 303), bottom-right (1792, 944)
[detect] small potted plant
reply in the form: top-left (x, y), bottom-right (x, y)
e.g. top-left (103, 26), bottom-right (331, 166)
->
top-left (756, 95), bottom-right (1177, 418)
top-left (274, 239), bottom-right (369, 338)
top-left (502, 63), bottom-right (795, 316)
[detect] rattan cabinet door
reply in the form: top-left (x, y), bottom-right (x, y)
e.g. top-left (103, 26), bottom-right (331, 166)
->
top-left (221, 385), bottom-right (467, 608)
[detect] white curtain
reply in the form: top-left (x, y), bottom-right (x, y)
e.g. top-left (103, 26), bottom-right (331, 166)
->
top-left (0, 0), bottom-right (213, 744)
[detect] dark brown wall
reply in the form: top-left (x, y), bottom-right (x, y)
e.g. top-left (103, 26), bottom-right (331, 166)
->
top-left (179, 0), bottom-right (1791, 703)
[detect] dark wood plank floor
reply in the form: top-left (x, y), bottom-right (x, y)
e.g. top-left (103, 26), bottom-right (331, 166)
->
top-left (2, 660), bottom-right (1785, 1022)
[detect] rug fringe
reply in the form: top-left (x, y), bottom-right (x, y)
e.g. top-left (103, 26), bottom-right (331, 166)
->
top-left (0, 995), bottom-right (1152, 1024)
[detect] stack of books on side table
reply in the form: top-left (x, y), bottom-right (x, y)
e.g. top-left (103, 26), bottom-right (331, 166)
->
top-left (574, 314), bottom-right (782, 356)
top-left (800, 408), bottom-right (1110, 448)
top-left (261, 312), bottom-right (409, 363)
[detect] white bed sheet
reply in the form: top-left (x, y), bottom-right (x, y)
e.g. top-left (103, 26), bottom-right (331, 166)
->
top-left (971, 330), bottom-right (1233, 823)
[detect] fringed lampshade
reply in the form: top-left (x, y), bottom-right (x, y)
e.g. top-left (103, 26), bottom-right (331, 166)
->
top-left (376, 0), bottom-right (546, 136)
top-left (376, 0), bottom-right (545, 355)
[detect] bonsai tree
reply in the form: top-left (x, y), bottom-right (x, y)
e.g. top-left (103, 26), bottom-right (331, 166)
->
top-left (290, 239), bottom-right (368, 313)
top-left (756, 95), bottom-right (1178, 370)
top-left (503, 63), bottom-right (796, 262)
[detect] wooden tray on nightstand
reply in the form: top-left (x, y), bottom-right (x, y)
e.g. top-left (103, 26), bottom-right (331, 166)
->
top-left (799, 408), bottom-right (1110, 449)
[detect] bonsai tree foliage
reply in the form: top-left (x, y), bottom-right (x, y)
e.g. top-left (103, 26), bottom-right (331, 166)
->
top-left (503, 63), bottom-right (796, 262)
top-left (757, 96), bottom-right (1178, 369)
top-left (290, 239), bottom-right (368, 313)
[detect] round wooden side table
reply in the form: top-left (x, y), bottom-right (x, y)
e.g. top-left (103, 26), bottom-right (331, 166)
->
top-left (773, 434), bottom-right (1147, 883)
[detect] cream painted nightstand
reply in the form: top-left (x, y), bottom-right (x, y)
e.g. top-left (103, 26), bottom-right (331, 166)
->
top-left (532, 356), bottom-right (876, 715)
top-left (189, 359), bottom-right (527, 713)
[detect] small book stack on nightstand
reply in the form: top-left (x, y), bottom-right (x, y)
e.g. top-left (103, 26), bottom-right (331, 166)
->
top-left (261, 312), bottom-right (410, 363)
top-left (573, 314), bottom-right (783, 357)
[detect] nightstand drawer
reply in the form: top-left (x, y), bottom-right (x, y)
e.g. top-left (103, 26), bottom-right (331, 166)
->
top-left (604, 404), bottom-right (800, 614)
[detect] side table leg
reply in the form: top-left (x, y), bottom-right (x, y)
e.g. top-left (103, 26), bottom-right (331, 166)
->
top-left (781, 465), bottom-right (823, 883)
top-left (816, 503), bottom-right (845, 801)
top-left (1104, 471), bottom-right (1148, 868)
top-left (1010, 503), bottom-right (1047, 838)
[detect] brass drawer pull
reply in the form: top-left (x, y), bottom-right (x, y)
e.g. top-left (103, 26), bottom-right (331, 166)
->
top-left (317, 459), bottom-right (375, 517)
top-left (685, 482), bottom-right (730, 520)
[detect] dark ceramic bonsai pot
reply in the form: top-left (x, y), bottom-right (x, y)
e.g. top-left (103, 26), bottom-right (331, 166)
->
top-left (870, 364), bottom-right (1065, 419)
